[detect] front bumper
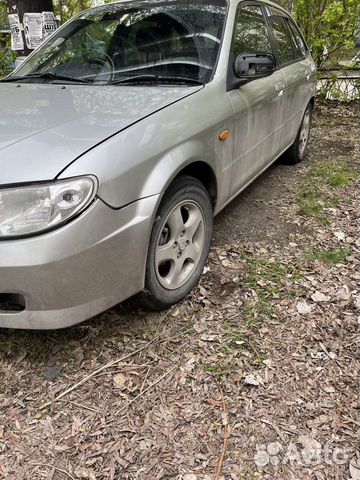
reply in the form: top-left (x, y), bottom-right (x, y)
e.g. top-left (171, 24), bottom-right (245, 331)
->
top-left (0, 195), bottom-right (159, 329)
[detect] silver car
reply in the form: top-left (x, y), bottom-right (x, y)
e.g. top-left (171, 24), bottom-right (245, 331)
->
top-left (0, 0), bottom-right (316, 329)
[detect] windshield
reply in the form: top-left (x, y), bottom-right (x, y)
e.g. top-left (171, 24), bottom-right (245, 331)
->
top-left (11, 0), bottom-right (227, 85)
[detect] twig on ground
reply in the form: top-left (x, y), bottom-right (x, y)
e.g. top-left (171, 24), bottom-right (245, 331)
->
top-left (39, 335), bottom-right (162, 411)
top-left (260, 418), bottom-right (286, 441)
top-left (115, 365), bottom-right (177, 416)
top-left (215, 388), bottom-right (229, 480)
top-left (140, 366), bottom-right (151, 393)
top-left (31, 464), bottom-right (75, 480)
top-left (59, 399), bottom-right (102, 414)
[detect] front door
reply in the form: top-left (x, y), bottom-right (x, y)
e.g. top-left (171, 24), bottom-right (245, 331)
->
top-left (227, 2), bottom-right (286, 197)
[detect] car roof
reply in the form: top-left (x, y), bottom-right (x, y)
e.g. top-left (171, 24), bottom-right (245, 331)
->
top-left (86, 0), bottom-right (291, 18)
top-left (236, 0), bottom-right (291, 15)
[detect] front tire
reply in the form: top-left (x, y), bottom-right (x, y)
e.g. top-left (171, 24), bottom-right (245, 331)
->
top-left (283, 103), bottom-right (313, 165)
top-left (139, 175), bottom-right (213, 310)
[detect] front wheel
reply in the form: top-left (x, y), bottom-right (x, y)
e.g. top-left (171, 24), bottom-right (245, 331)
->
top-left (139, 175), bottom-right (213, 310)
top-left (283, 103), bottom-right (313, 165)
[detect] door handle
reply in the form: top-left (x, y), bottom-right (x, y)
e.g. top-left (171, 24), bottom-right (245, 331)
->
top-left (275, 82), bottom-right (285, 94)
top-left (306, 70), bottom-right (311, 80)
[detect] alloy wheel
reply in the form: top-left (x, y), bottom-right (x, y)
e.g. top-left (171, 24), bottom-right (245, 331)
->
top-left (299, 109), bottom-right (311, 157)
top-left (155, 201), bottom-right (205, 290)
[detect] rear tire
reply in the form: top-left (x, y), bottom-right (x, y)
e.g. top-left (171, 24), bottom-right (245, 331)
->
top-left (138, 175), bottom-right (213, 310)
top-left (283, 103), bottom-right (313, 165)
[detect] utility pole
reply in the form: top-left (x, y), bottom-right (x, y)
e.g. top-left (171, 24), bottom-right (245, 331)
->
top-left (7, 0), bottom-right (55, 57)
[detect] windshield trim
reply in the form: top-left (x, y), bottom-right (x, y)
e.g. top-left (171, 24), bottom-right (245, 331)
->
top-left (208, 0), bottom-right (230, 83)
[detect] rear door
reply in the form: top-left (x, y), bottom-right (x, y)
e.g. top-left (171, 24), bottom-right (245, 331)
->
top-left (227, 2), bottom-right (287, 197)
top-left (264, 5), bottom-right (316, 148)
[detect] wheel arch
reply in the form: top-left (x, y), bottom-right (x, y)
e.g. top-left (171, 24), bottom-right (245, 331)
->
top-left (141, 141), bottom-right (219, 215)
top-left (172, 161), bottom-right (218, 208)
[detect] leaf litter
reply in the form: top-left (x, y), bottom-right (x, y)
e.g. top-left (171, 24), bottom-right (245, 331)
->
top-left (0, 103), bottom-right (359, 479)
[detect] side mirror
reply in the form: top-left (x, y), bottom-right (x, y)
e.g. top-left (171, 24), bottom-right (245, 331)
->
top-left (232, 52), bottom-right (276, 84)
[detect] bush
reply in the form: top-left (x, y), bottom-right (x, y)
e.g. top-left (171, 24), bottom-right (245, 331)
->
top-left (276, 0), bottom-right (360, 68)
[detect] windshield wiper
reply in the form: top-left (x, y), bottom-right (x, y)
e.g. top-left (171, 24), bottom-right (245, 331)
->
top-left (1, 72), bottom-right (91, 84)
top-left (105, 74), bottom-right (204, 86)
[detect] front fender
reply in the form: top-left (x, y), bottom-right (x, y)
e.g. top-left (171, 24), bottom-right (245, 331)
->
top-left (139, 139), bottom-right (215, 200)
top-left (59, 84), bottom-right (234, 211)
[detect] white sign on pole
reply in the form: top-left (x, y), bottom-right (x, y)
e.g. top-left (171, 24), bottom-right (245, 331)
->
top-left (8, 13), bottom-right (24, 51)
top-left (23, 12), bottom-right (42, 50)
top-left (42, 11), bottom-right (57, 39)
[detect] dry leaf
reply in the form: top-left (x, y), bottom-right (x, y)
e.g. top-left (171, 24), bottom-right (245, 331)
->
top-left (74, 467), bottom-right (96, 479)
top-left (113, 373), bottom-right (126, 389)
top-left (307, 414), bottom-right (331, 429)
top-left (297, 301), bottom-right (312, 314)
top-left (298, 435), bottom-right (322, 457)
top-left (334, 231), bottom-right (346, 242)
top-left (350, 459), bottom-right (360, 480)
top-left (220, 276), bottom-right (231, 285)
top-left (244, 373), bottom-right (264, 386)
top-left (200, 334), bottom-right (217, 342)
top-left (311, 291), bottom-right (330, 303)
top-left (222, 259), bottom-right (232, 268)
top-left (334, 285), bottom-right (351, 302)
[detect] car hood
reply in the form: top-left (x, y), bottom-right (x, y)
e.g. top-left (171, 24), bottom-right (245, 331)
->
top-left (0, 83), bottom-right (201, 185)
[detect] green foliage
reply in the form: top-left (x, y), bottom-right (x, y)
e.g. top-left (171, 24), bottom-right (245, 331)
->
top-left (0, 48), bottom-right (15, 78)
top-left (276, 0), bottom-right (360, 67)
top-left (0, 2), bottom-right (15, 78)
top-left (54, 0), bottom-right (93, 24)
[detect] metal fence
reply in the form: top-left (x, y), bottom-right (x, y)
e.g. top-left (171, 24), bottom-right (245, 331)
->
top-left (317, 68), bottom-right (360, 102)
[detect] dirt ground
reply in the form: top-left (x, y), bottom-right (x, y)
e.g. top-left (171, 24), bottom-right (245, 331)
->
top-left (0, 103), bottom-right (359, 480)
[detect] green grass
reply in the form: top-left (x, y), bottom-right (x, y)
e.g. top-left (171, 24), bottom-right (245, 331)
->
top-left (297, 189), bottom-right (339, 225)
top-left (202, 363), bottom-right (229, 374)
top-left (245, 257), bottom-right (301, 292)
top-left (311, 161), bottom-right (358, 188)
top-left (211, 256), bottom-right (305, 367)
top-left (221, 324), bottom-right (265, 364)
top-left (241, 257), bottom-right (303, 331)
top-left (296, 159), bottom-right (358, 223)
top-left (308, 246), bottom-right (351, 264)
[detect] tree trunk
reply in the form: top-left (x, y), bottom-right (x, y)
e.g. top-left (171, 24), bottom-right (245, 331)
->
top-left (7, 0), bottom-right (54, 56)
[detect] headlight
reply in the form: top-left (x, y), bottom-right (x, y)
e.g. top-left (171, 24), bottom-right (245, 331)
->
top-left (0, 176), bottom-right (97, 238)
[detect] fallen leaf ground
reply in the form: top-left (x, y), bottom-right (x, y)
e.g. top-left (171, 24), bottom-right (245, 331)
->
top-left (0, 103), bottom-right (359, 480)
